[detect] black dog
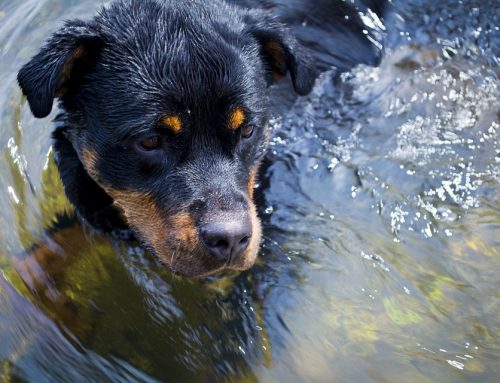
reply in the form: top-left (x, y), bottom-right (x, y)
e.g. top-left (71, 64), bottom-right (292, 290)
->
top-left (18, 0), bottom-right (317, 277)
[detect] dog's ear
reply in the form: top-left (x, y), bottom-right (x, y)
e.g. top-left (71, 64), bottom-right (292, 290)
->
top-left (17, 20), bottom-right (102, 118)
top-left (247, 17), bottom-right (317, 95)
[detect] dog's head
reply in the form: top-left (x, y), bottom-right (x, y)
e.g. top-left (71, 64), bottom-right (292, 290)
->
top-left (18, 0), bottom-right (316, 277)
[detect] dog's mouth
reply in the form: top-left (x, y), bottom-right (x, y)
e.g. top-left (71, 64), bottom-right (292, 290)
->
top-left (105, 188), bottom-right (261, 277)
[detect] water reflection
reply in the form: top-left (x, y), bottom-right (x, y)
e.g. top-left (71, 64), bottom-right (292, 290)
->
top-left (0, 0), bottom-right (499, 382)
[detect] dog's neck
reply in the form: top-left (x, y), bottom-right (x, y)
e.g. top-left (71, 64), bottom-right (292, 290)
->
top-left (52, 126), bottom-right (128, 232)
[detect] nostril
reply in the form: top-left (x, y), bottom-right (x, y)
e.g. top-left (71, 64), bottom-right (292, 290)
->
top-left (213, 239), bottom-right (229, 249)
top-left (201, 219), bottom-right (252, 261)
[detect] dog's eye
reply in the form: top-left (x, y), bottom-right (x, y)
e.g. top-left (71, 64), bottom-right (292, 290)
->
top-left (241, 125), bottom-right (254, 139)
top-left (138, 135), bottom-right (161, 151)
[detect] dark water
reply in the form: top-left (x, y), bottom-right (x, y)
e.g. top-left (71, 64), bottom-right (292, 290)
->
top-left (0, 0), bottom-right (499, 382)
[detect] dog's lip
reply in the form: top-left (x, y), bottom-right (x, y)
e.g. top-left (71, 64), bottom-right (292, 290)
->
top-left (152, 247), bottom-right (257, 277)
top-left (167, 261), bottom-right (235, 278)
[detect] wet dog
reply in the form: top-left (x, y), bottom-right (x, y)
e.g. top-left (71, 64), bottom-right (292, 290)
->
top-left (18, 0), bottom-right (317, 277)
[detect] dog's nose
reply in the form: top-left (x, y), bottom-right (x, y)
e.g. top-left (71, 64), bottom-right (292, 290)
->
top-left (201, 219), bottom-right (252, 261)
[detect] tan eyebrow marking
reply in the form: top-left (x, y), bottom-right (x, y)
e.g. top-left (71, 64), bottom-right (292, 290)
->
top-left (161, 115), bottom-right (182, 134)
top-left (230, 107), bottom-right (245, 130)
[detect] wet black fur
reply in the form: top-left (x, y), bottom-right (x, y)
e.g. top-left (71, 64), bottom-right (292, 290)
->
top-left (17, 0), bottom-right (317, 237)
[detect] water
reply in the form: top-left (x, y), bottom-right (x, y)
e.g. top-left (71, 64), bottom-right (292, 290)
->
top-left (1, 0), bottom-right (499, 382)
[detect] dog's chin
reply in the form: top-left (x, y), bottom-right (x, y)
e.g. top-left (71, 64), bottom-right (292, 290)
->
top-left (153, 247), bottom-right (259, 278)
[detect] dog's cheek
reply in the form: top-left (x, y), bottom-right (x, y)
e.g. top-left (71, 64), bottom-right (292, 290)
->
top-left (107, 190), bottom-right (167, 248)
top-left (78, 149), bottom-right (166, 251)
top-left (162, 214), bottom-right (200, 265)
top-left (237, 202), bottom-right (262, 270)
top-left (118, 203), bottom-right (223, 277)
top-left (246, 124), bottom-right (269, 201)
top-left (103, 193), bottom-right (207, 275)
top-left (248, 168), bottom-right (258, 201)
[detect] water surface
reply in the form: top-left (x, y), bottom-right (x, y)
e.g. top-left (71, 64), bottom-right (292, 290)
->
top-left (0, 0), bottom-right (499, 382)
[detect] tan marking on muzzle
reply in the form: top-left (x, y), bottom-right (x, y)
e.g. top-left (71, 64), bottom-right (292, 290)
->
top-left (248, 168), bottom-right (258, 201)
top-left (167, 213), bottom-right (199, 254)
top-left (105, 189), bottom-right (200, 267)
top-left (105, 189), bottom-right (166, 250)
top-left (232, 200), bottom-right (261, 271)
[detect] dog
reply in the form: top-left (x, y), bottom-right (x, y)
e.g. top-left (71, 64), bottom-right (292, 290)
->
top-left (17, 0), bottom-right (317, 277)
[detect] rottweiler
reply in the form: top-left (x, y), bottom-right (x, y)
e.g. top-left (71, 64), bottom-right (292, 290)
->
top-left (17, 0), bottom-right (317, 277)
